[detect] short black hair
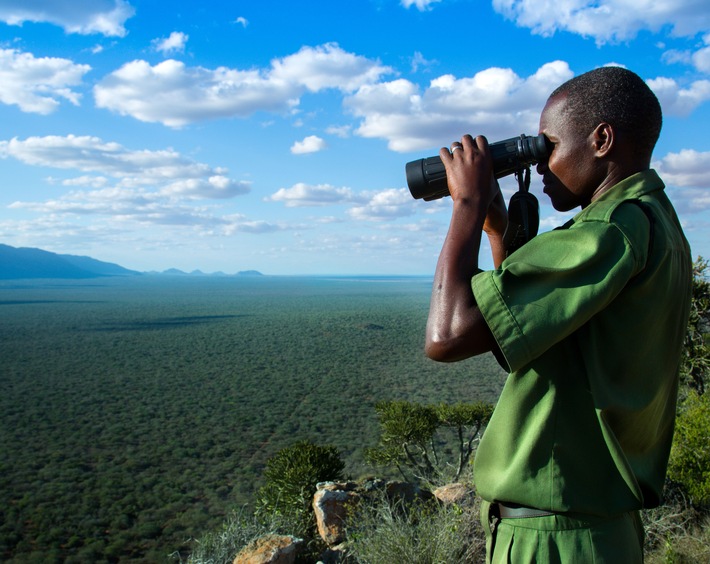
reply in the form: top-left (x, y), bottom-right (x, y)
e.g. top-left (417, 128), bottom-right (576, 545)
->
top-left (550, 66), bottom-right (662, 161)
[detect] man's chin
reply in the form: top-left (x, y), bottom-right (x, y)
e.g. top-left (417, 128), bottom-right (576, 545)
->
top-left (552, 203), bottom-right (573, 212)
top-left (547, 195), bottom-right (579, 213)
top-left (549, 199), bottom-right (573, 212)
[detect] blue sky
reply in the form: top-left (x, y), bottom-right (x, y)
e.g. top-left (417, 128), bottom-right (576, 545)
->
top-left (0, 0), bottom-right (708, 275)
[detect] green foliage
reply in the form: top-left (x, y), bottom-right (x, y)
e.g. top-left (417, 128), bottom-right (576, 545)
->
top-left (345, 493), bottom-right (485, 563)
top-left (255, 441), bottom-right (344, 538)
top-left (665, 257), bottom-right (710, 507)
top-left (680, 257), bottom-right (710, 397)
top-left (434, 402), bottom-right (494, 481)
top-left (668, 391), bottom-right (710, 505)
top-left (0, 276), bottom-right (506, 561)
top-left (366, 400), bottom-right (493, 485)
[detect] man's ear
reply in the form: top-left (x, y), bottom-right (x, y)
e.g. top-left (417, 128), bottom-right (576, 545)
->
top-left (592, 122), bottom-right (614, 157)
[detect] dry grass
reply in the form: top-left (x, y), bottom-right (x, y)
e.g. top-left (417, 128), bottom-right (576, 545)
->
top-left (642, 485), bottom-right (710, 564)
top-left (644, 516), bottom-right (710, 563)
top-left (345, 493), bottom-right (486, 564)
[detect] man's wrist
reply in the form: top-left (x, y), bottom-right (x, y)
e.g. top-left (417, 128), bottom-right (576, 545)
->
top-left (451, 197), bottom-right (487, 228)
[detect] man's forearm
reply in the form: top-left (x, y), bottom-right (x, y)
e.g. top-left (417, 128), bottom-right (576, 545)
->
top-left (488, 232), bottom-right (506, 268)
top-left (425, 199), bottom-right (491, 361)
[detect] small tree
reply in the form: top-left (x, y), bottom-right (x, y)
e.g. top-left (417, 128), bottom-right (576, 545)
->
top-left (434, 402), bottom-right (494, 481)
top-left (255, 440), bottom-right (344, 538)
top-left (366, 400), bottom-right (494, 485)
top-left (366, 401), bottom-right (440, 483)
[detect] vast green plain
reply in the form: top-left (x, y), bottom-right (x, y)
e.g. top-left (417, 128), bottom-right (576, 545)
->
top-left (0, 275), bottom-right (506, 562)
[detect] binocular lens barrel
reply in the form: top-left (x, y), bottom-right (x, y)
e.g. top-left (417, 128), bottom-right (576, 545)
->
top-left (406, 133), bottom-right (549, 201)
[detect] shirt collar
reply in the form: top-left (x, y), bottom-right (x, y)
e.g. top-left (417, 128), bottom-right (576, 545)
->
top-left (594, 169), bottom-right (665, 203)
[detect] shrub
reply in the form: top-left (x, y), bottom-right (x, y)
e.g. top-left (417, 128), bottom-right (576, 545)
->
top-left (254, 440), bottom-right (345, 538)
top-left (667, 391), bottom-right (710, 505)
top-left (680, 257), bottom-right (710, 397)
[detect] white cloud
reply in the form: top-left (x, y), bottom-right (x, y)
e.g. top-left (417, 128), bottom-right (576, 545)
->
top-left (235, 16), bottom-right (248, 27)
top-left (267, 183), bottom-right (362, 207)
top-left (647, 76), bottom-right (710, 116)
top-left (7, 191), bottom-right (248, 236)
top-left (0, 49), bottom-right (91, 114)
top-left (6, 190), bottom-right (283, 240)
top-left (661, 34), bottom-right (710, 73)
top-left (691, 34), bottom-right (710, 73)
top-left (654, 149), bottom-right (710, 189)
top-left (94, 43), bottom-right (392, 127)
top-left (61, 175), bottom-right (110, 188)
top-left (0, 135), bottom-right (251, 199)
top-left (652, 149), bottom-right (710, 219)
top-left (291, 135), bottom-right (326, 154)
top-left (326, 125), bottom-right (351, 138)
top-left (95, 59), bottom-right (297, 127)
top-left (225, 218), bottom-right (283, 234)
top-left (492, 0), bottom-right (710, 45)
top-left (348, 188), bottom-right (418, 221)
top-left (270, 43), bottom-right (392, 92)
top-left (0, 136), bottom-right (274, 241)
top-left (401, 0), bottom-right (442, 10)
top-left (161, 176), bottom-right (251, 199)
top-left (411, 51), bottom-right (437, 73)
top-left (0, 0), bottom-right (135, 37)
top-left (346, 61), bottom-right (573, 152)
top-left (153, 32), bottom-right (189, 55)
top-left (693, 47), bottom-right (710, 73)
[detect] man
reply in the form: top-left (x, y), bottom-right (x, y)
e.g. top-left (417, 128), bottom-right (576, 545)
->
top-left (425, 66), bottom-right (692, 562)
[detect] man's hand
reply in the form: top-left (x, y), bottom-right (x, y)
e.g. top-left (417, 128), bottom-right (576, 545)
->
top-left (439, 134), bottom-right (495, 205)
top-left (440, 134), bottom-right (508, 267)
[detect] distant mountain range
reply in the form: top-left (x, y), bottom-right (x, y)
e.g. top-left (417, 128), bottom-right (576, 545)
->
top-left (0, 244), bottom-right (141, 279)
top-left (0, 244), bottom-right (262, 279)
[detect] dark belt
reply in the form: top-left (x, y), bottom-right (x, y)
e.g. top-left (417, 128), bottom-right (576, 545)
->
top-left (496, 502), bottom-right (555, 519)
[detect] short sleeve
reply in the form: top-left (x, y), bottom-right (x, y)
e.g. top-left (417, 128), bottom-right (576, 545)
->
top-left (472, 203), bottom-right (649, 372)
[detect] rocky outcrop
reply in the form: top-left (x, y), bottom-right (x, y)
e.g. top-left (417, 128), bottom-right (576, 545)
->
top-left (233, 534), bottom-right (303, 564)
top-left (312, 479), bottom-right (440, 550)
top-left (233, 480), bottom-right (474, 563)
top-left (433, 482), bottom-right (476, 506)
top-left (312, 482), bottom-right (361, 546)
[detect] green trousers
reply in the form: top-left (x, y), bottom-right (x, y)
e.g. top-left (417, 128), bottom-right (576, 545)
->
top-left (481, 500), bottom-right (644, 563)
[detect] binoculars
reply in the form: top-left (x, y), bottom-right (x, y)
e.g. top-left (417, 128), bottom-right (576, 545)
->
top-left (405, 134), bottom-right (549, 255)
top-left (405, 134), bottom-right (549, 201)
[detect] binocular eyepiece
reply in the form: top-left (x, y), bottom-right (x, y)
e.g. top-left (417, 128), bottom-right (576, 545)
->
top-left (405, 134), bottom-right (549, 201)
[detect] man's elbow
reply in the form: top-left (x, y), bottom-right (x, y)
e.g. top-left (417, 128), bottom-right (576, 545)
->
top-left (425, 338), bottom-right (448, 362)
top-left (425, 319), bottom-right (496, 363)
top-left (425, 335), bottom-right (471, 363)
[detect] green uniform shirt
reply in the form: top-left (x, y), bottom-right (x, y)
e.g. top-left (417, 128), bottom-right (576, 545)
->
top-left (472, 170), bottom-right (692, 517)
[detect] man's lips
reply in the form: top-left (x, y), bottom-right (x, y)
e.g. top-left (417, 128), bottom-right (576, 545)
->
top-left (541, 176), bottom-right (556, 193)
